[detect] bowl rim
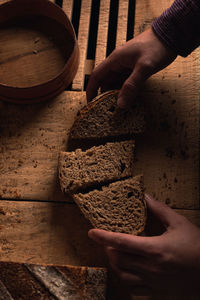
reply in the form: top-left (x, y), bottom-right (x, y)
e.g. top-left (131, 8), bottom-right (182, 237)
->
top-left (0, 0), bottom-right (79, 101)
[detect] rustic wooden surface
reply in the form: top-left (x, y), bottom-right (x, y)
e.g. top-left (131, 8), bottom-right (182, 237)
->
top-left (0, 0), bottom-right (198, 208)
top-left (0, 199), bottom-right (199, 266)
top-left (116, 0), bottom-right (129, 48)
top-left (133, 0), bottom-right (200, 209)
top-left (0, 0), bottom-right (199, 299)
top-left (0, 92), bottom-right (86, 201)
top-left (71, 0), bottom-right (92, 90)
top-left (0, 200), bottom-right (106, 267)
top-left (95, 0), bottom-right (110, 67)
top-left (62, 0), bottom-right (73, 20)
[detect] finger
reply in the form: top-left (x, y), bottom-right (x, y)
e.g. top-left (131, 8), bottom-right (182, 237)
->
top-left (145, 194), bottom-right (185, 228)
top-left (88, 229), bottom-right (161, 257)
top-left (117, 63), bottom-right (152, 108)
top-left (86, 58), bottom-right (111, 102)
top-left (110, 263), bottom-right (144, 287)
top-left (106, 247), bottom-right (152, 275)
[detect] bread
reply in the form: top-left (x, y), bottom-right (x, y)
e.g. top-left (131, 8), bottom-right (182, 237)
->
top-left (0, 262), bottom-right (107, 300)
top-left (59, 140), bottom-right (135, 193)
top-left (73, 175), bottom-right (146, 235)
top-left (70, 90), bottom-right (145, 140)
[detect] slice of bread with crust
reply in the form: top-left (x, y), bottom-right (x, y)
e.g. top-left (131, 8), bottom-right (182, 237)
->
top-left (73, 175), bottom-right (146, 235)
top-left (59, 140), bottom-right (135, 193)
top-left (0, 262), bottom-right (107, 300)
top-left (70, 90), bottom-right (145, 140)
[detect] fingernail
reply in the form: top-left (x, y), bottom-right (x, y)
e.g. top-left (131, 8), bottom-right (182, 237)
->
top-left (145, 193), bottom-right (154, 201)
top-left (88, 229), bottom-right (94, 239)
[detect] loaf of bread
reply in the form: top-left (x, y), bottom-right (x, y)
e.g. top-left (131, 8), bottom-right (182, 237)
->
top-left (73, 175), bottom-right (146, 235)
top-left (59, 140), bottom-right (135, 193)
top-left (70, 90), bottom-right (145, 140)
top-left (0, 262), bottom-right (107, 300)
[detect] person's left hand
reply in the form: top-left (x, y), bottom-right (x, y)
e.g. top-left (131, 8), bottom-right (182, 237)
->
top-left (88, 194), bottom-right (200, 296)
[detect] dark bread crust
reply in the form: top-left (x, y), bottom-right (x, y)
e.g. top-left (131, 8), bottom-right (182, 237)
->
top-left (69, 90), bottom-right (145, 140)
top-left (0, 262), bottom-right (107, 300)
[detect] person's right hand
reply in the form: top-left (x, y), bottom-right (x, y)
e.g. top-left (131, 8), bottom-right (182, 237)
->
top-left (86, 28), bottom-right (177, 108)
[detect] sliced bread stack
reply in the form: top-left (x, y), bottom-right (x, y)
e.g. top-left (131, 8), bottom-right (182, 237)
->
top-left (59, 90), bottom-right (146, 235)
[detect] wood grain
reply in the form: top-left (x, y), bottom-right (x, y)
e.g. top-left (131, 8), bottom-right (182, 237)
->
top-left (0, 92), bottom-right (86, 201)
top-left (0, 15), bottom-right (72, 88)
top-left (115, 0), bottom-right (129, 48)
top-left (95, 0), bottom-right (110, 67)
top-left (133, 0), bottom-right (199, 209)
top-left (0, 200), bottom-right (106, 267)
top-left (62, 0), bottom-right (74, 20)
top-left (72, 0), bottom-right (92, 90)
top-left (0, 199), bottom-right (199, 266)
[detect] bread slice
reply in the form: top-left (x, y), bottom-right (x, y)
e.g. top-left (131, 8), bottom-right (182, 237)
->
top-left (73, 175), bottom-right (146, 235)
top-left (70, 90), bottom-right (145, 140)
top-left (0, 262), bottom-right (107, 300)
top-left (59, 140), bottom-right (135, 193)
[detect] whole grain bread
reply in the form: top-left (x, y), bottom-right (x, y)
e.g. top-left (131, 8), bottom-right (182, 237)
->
top-left (73, 175), bottom-right (146, 235)
top-left (59, 140), bottom-right (135, 193)
top-left (0, 262), bottom-right (107, 300)
top-left (70, 90), bottom-right (145, 140)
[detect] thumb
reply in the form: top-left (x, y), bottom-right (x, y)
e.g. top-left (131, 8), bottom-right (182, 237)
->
top-left (117, 64), bottom-right (151, 108)
top-left (145, 194), bottom-right (183, 228)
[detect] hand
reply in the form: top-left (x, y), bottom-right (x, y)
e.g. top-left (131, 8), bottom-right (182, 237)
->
top-left (86, 28), bottom-right (177, 108)
top-left (88, 194), bottom-right (200, 296)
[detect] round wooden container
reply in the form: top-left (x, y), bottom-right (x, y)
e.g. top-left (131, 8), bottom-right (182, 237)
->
top-left (0, 0), bottom-right (79, 104)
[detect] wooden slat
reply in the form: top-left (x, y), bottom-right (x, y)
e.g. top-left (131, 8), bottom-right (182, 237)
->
top-left (62, 0), bottom-right (74, 20)
top-left (72, 0), bottom-right (92, 90)
top-left (0, 92), bottom-right (86, 202)
top-left (95, 0), bottom-right (110, 67)
top-left (0, 199), bottom-right (200, 300)
top-left (133, 0), bottom-right (199, 209)
top-left (0, 200), bottom-right (106, 267)
top-left (115, 0), bottom-right (129, 48)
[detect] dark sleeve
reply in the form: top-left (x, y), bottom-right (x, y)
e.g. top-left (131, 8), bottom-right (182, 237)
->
top-left (152, 0), bottom-right (200, 57)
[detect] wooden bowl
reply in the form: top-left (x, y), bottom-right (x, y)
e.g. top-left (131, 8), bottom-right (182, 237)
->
top-left (0, 0), bottom-right (79, 104)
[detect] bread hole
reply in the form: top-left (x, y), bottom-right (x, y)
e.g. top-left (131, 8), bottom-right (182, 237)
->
top-left (68, 181), bottom-right (73, 188)
top-left (127, 192), bottom-right (133, 198)
top-left (120, 160), bottom-right (126, 173)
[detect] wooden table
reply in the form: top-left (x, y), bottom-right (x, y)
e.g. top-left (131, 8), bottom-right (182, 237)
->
top-left (0, 0), bottom-right (199, 299)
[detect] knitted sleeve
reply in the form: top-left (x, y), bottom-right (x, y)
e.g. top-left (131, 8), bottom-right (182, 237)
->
top-left (152, 0), bottom-right (200, 57)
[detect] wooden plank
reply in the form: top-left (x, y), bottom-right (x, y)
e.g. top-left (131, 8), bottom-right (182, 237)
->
top-left (72, 0), bottom-right (92, 90)
top-left (95, 0), bottom-right (110, 67)
top-left (133, 0), bottom-right (199, 209)
top-left (0, 200), bottom-right (106, 266)
top-left (115, 0), bottom-right (129, 48)
top-left (62, 0), bottom-right (74, 20)
top-left (0, 92), bottom-right (86, 201)
top-left (0, 199), bottom-right (199, 300)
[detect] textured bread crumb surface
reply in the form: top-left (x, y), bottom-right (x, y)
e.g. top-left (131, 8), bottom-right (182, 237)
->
top-left (70, 90), bottom-right (145, 140)
top-left (73, 175), bottom-right (146, 235)
top-left (0, 262), bottom-right (107, 300)
top-left (59, 140), bottom-right (134, 192)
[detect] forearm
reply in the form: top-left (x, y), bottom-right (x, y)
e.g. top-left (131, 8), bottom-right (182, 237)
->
top-left (152, 0), bottom-right (200, 57)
